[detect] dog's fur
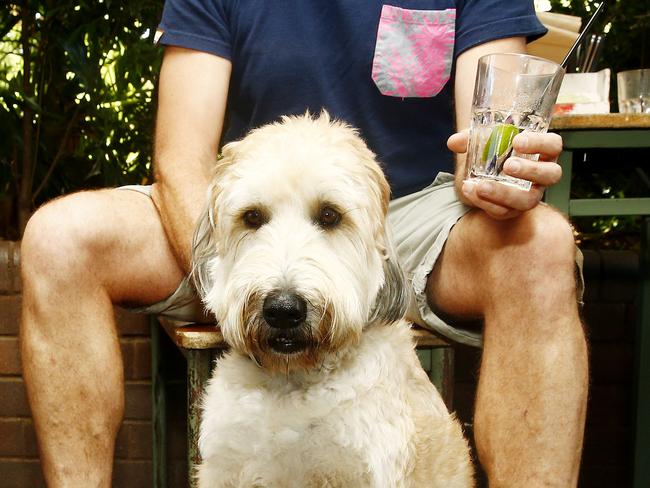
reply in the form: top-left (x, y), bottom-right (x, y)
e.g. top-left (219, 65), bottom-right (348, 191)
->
top-left (192, 112), bottom-right (474, 487)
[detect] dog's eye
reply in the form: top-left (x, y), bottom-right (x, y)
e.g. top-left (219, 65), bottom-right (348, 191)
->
top-left (317, 206), bottom-right (341, 228)
top-left (243, 209), bottom-right (266, 229)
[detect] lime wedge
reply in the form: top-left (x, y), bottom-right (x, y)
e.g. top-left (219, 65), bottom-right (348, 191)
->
top-left (481, 123), bottom-right (520, 163)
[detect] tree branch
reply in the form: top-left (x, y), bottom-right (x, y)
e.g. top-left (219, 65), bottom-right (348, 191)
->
top-left (18, 1), bottom-right (34, 234)
top-left (33, 104), bottom-right (81, 201)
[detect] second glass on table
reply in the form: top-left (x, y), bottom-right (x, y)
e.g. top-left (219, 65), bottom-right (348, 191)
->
top-left (617, 69), bottom-right (650, 114)
top-left (465, 53), bottom-right (565, 191)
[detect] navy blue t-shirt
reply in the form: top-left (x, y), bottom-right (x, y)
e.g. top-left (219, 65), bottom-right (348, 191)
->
top-left (157, 1), bottom-right (546, 197)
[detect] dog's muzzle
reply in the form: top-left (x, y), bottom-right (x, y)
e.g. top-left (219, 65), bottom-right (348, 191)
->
top-left (262, 291), bottom-right (310, 354)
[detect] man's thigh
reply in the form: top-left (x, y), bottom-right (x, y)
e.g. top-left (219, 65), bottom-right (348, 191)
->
top-left (388, 173), bottom-right (481, 346)
top-left (24, 185), bottom-right (186, 308)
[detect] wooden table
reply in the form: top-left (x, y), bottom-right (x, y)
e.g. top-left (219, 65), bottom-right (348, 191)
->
top-left (547, 113), bottom-right (650, 488)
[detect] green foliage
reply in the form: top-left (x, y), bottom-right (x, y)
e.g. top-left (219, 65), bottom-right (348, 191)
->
top-left (570, 148), bottom-right (647, 251)
top-left (0, 0), bottom-right (164, 237)
top-left (550, 0), bottom-right (649, 102)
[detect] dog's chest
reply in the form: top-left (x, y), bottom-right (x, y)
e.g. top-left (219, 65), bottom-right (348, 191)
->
top-left (199, 353), bottom-right (415, 486)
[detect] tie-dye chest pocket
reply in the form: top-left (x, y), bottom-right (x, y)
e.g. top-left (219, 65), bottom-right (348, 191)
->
top-left (372, 5), bottom-right (456, 98)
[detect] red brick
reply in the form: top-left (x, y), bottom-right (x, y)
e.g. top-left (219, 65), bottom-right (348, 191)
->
top-left (115, 420), bottom-right (152, 460)
top-left (124, 381), bottom-right (152, 421)
top-left (132, 338), bottom-right (152, 379)
top-left (120, 341), bottom-right (131, 380)
top-left (0, 377), bottom-right (30, 417)
top-left (120, 338), bottom-right (151, 381)
top-left (115, 307), bottom-right (150, 336)
top-left (0, 336), bottom-right (21, 375)
top-left (23, 419), bottom-right (39, 458)
top-left (0, 418), bottom-right (38, 457)
top-left (0, 458), bottom-right (45, 488)
top-left (113, 459), bottom-right (153, 487)
top-left (0, 240), bottom-right (21, 294)
top-left (0, 294), bottom-right (21, 335)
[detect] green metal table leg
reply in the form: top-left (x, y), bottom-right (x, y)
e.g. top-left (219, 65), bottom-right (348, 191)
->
top-left (544, 148), bottom-right (573, 215)
top-left (187, 349), bottom-right (215, 488)
top-left (634, 217), bottom-right (650, 488)
top-left (416, 346), bottom-right (455, 410)
top-left (151, 317), bottom-right (167, 488)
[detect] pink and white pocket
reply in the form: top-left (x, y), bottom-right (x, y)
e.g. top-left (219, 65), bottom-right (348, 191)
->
top-left (372, 5), bottom-right (456, 98)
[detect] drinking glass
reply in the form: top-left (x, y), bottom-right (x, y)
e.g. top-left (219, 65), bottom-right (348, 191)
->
top-left (465, 53), bottom-right (565, 190)
top-left (617, 69), bottom-right (650, 114)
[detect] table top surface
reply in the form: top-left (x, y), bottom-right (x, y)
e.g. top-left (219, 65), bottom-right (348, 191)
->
top-left (550, 113), bottom-right (650, 130)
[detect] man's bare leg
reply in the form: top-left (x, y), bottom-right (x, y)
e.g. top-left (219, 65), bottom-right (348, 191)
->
top-left (428, 204), bottom-right (588, 487)
top-left (20, 188), bottom-right (185, 487)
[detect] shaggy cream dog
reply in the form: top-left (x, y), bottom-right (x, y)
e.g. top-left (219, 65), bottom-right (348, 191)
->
top-left (192, 112), bottom-right (474, 487)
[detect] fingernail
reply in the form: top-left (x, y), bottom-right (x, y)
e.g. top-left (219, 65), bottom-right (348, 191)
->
top-left (462, 180), bottom-right (475, 196)
top-left (517, 135), bottom-right (529, 150)
top-left (478, 181), bottom-right (494, 195)
top-left (508, 160), bottom-right (521, 174)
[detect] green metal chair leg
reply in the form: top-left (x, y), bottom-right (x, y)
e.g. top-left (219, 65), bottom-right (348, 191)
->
top-left (417, 347), bottom-right (455, 410)
top-left (187, 349), bottom-right (216, 488)
top-left (151, 317), bottom-right (168, 488)
top-left (634, 217), bottom-right (650, 488)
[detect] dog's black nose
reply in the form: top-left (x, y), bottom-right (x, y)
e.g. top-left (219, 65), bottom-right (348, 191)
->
top-left (262, 292), bottom-right (307, 329)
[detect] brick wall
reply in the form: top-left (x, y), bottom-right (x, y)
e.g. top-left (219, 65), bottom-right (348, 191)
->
top-left (0, 240), bottom-right (159, 487)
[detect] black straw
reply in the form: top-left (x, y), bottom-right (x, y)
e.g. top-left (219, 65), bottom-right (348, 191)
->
top-left (561, 1), bottom-right (607, 68)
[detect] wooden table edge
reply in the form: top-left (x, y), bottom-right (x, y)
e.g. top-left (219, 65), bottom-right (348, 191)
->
top-left (550, 113), bottom-right (650, 130)
top-left (156, 317), bottom-right (450, 350)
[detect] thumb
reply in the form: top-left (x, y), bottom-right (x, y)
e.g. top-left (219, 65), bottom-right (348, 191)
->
top-left (447, 130), bottom-right (469, 154)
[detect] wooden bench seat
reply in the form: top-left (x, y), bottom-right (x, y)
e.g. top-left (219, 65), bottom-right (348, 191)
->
top-left (159, 318), bottom-right (451, 350)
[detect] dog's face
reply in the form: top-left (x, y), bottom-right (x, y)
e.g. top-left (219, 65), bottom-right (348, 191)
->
top-left (193, 113), bottom-right (407, 372)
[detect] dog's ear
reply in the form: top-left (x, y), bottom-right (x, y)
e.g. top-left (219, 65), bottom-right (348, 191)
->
top-left (358, 142), bottom-right (408, 325)
top-left (368, 235), bottom-right (410, 325)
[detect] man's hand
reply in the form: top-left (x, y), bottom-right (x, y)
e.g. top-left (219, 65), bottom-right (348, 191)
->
top-left (448, 130), bottom-right (563, 220)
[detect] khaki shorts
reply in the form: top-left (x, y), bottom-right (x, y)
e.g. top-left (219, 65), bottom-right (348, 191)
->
top-left (122, 173), bottom-right (584, 348)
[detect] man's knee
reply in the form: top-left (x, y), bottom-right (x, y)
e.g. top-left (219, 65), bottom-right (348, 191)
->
top-left (21, 192), bottom-right (107, 282)
top-left (459, 205), bottom-right (581, 327)
top-left (473, 206), bottom-right (585, 339)
top-left (474, 205), bottom-right (576, 278)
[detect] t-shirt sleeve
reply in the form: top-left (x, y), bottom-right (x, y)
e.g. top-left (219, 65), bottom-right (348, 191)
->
top-left (455, 0), bottom-right (547, 58)
top-left (156, 0), bottom-right (231, 59)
